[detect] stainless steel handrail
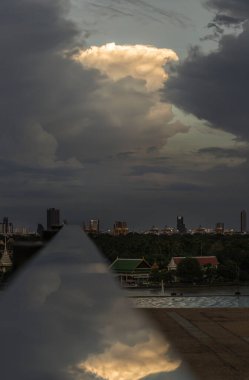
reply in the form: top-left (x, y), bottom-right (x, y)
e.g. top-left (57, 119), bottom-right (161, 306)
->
top-left (0, 226), bottom-right (195, 379)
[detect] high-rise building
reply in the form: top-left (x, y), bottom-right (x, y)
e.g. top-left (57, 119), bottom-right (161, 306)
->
top-left (177, 216), bottom-right (186, 233)
top-left (47, 208), bottom-right (60, 230)
top-left (113, 221), bottom-right (129, 236)
top-left (0, 217), bottom-right (13, 234)
top-left (83, 219), bottom-right (100, 234)
top-left (37, 224), bottom-right (44, 236)
top-left (241, 210), bottom-right (247, 233)
top-left (215, 222), bottom-right (224, 234)
top-left (3, 217), bottom-right (8, 234)
top-left (89, 219), bottom-right (100, 234)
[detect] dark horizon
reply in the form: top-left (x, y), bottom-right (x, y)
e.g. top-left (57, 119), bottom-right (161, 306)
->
top-left (3, 207), bottom-right (249, 232)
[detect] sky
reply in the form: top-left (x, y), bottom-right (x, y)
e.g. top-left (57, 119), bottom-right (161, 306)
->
top-left (1, 0), bottom-right (249, 230)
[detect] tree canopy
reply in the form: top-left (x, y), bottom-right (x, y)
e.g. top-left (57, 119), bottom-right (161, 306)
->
top-left (176, 258), bottom-right (202, 282)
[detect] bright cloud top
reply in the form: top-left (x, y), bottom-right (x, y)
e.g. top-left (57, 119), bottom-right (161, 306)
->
top-left (72, 334), bottom-right (180, 380)
top-left (75, 43), bottom-right (178, 91)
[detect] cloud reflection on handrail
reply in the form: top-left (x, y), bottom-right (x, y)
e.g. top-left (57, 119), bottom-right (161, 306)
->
top-left (0, 226), bottom-right (195, 380)
top-left (72, 333), bottom-right (180, 380)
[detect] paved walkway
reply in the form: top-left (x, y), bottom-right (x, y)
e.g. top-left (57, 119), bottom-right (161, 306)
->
top-left (145, 308), bottom-right (249, 380)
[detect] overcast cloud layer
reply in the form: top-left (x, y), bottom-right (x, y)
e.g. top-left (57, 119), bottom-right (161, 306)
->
top-left (1, 0), bottom-right (249, 229)
top-left (0, 0), bottom-right (190, 227)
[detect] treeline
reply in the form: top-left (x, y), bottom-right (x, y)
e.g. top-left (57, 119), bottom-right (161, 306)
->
top-left (90, 233), bottom-right (249, 281)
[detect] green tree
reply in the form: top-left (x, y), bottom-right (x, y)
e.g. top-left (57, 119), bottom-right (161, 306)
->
top-left (149, 269), bottom-right (161, 284)
top-left (161, 269), bottom-right (174, 283)
top-left (176, 258), bottom-right (202, 283)
top-left (203, 264), bottom-right (217, 284)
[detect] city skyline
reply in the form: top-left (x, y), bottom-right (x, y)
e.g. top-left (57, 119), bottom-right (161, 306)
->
top-left (1, 1), bottom-right (249, 228)
top-left (81, 209), bottom-right (249, 232)
top-left (2, 208), bottom-right (249, 234)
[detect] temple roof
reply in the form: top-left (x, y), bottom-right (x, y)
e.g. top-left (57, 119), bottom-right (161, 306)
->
top-left (0, 249), bottom-right (12, 267)
top-left (110, 258), bottom-right (151, 272)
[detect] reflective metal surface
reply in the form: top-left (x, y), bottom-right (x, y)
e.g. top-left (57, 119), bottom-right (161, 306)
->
top-left (0, 226), bottom-right (195, 379)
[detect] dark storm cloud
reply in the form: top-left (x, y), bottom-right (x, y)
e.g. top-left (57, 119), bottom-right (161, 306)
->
top-left (130, 165), bottom-right (172, 176)
top-left (206, 0), bottom-right (249, 19)
top-left (202, 1), bottom-right (247, 41)
top-left (213, 14), bottom-right (245, 26)
top-left (0, 0), bottom-right (111, 226)
top-left (147, 146), bottom-right (159, 154)
top-left (167, 183), bottom-right (206, 192)
top-left (200, 29), bottom-right (223, 43)
top-left (0, 0), bottom-right (77, 53)
top-left (165, 18), bottom-right (249, 139)
top-left (87, 0), bottom-right (189, 27)
top-left (207, 22), bottom-right (223, 33)
top-left (154, 0), bottom-right (249, 230)
top-left (87, 2), bottom-right (133, 18)
top-left (0, 0), bottom-right (102, 171)
top-left (116, 151), bottom-right (135, 160)
top-left (198, 147), bottom-right (248, 158)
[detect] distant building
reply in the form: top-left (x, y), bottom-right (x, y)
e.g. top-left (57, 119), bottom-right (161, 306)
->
top-left (144, 226), bottom-right (159, 235)
top-left (13, 227), bottom-right (30, 235)
top-left (0, 238), bottom-right (12, 272)
top-left (84, 219), bottom-right (100, 234)
top-left (192, 225), bottom-right (206, 234)
top-left (0, 217), bottom-right (13, 234)
top-left (224, 228), bottom-right (236, 235)
top-left (161, 226), bottom-right (176, 235)
top-left (90, 219), bottom-right (100, 233)
top-left (37, 224), bottom-right (45, 236)
top-left (168, 256), bottom-right (219, 271)
top-left (241, 210), bottom-right (247, 233)
top-left (110, 258), bottom-right (151, 286)
top-left (3, 217), bottom-right (8, 233)
top-left (215, 222), bottom-right (224, 234)
top-left (113, 221), bottom-right (129, 236)
top-left (177, 216), bottom-right (186, 233)
top-left (47, 208), bottom-right (60, 230)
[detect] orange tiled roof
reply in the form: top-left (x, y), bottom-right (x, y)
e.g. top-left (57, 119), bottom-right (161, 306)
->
top-left (173, 256), bottom-right (218, 266)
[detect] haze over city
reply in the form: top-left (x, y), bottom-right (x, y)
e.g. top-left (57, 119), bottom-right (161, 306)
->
top-left (1, 0), bottom-right (249, 230)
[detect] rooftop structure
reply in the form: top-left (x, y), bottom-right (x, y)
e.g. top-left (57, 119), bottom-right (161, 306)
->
top-left (144, 225), bottom-right (160, 235)
top-left (241, 210), bottom-right (247, 233)
top-left (47, 208), bottom-right (60, 230)
top-left (110, 257), bottom-right (151, 286)
top-left (113, 221), bottom-right (129, 236)
top-left (110, 257), bottom-right (151, 273)
top-left (215, 222), bottom-right (224, 234)
top-left (177, 216), bottom-right (187, 234)
top-left (161, 226), bottom-right (176, 235)
top-left (0, 217), bottom-right (13, 234)
top-left (84, 219), bottom-right (100, 234)
top-left (168, 256), bottom-right (219, 271)
top-left (0, 238), bottom-right (12, 272)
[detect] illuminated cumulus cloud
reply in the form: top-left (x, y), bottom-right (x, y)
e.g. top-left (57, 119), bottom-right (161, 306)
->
top-left (66, 43), bottom-right (187, 162)
top-left (75, 43), bottom-right (178, 91)
top-left (71, 334), bottom-right (180, 380)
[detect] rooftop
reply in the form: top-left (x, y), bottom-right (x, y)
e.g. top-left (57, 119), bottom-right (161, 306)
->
top-left (172, 256), bottom-right (219, 266)
top-left (110, 258), bottom-right (151, 272)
